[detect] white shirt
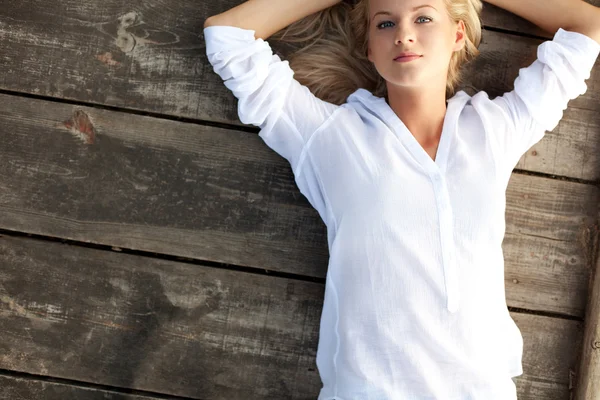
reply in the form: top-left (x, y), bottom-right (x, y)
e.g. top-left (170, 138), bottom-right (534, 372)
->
top-left (204, 25), bottom-right (600, 400)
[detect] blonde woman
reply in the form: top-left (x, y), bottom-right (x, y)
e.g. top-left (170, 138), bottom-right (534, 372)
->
top-left (204, 0), bottom-right (600, 398)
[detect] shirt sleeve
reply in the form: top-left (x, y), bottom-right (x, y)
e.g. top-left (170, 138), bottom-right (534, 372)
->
top-left (487, 28), bottom-right (600, 171)
top-left (203, 25), bottom-right (340, 176)
top-left (203, 25), bottom-right (341, 225)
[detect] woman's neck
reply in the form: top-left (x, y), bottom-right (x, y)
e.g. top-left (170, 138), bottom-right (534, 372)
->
top-left (386, 83), bottom-right (448, 143)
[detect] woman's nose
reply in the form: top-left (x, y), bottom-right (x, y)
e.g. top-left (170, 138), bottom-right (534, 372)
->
top-left (395, 26), bottom-right (415, 44)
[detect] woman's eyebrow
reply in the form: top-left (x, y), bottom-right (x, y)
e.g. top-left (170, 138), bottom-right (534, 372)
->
top-left (372, 5), bottom-right (438, 21)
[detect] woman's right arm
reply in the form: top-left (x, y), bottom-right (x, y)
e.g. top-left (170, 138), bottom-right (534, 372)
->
top-left (203, 1), bottom-right (347, 223)
top-left (204, 0), bottom-right (342, 40)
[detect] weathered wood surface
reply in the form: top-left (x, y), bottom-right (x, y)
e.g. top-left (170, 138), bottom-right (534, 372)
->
top-left (0, 94), bottom-right (597, 318)
top-left (0, 375), bottom-right (157, 400)
top-left (482, 0), bottom-right (600, 38)
top-left (1, 0), bottom-right (600, 398)
top-left (0, 235), bottom-right (584, 400)
top-left (575, 216), bottom-right (600, 400)
top-left (1, 1), bottom-right (599, 180)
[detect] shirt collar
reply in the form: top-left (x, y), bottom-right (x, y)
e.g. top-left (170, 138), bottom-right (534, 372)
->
top-left (346, 88), bottom-right (472, 176)
top-left (346, 88), bottom-right (471, 115)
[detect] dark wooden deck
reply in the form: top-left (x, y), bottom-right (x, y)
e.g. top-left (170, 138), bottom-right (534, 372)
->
top-left (0, 1), bottom-right (599, 399)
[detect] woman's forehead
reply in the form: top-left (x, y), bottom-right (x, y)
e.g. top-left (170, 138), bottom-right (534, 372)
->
top-left (369, 0), bottom-right (445, 14)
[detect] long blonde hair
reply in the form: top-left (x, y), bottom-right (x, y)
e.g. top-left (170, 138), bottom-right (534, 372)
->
top-left (271, 0), bottom-right (483, 105)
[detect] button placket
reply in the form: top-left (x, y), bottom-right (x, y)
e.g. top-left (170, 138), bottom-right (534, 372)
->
top-left (432, 174), bottom-right (459, 313)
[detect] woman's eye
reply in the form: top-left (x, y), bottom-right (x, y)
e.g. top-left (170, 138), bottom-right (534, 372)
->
top-left (376, 16), bottom-right (432, 29)
top-left (377, 21), bottom-right (394, 29)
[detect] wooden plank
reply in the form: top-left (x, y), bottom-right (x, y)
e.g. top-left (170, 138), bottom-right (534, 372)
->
top-left (575, 217), bottom-right (600, 400)
top-left (512, 312), bottom-right (584, 400)
top-left (482, 0), bottom-right (600, 38)
top-left (0, 375), bottom-right (159, 400)
top-left (503, 232), bottom-right (592, 317)
top-left (0, 235), bottom-right (584, 400)
top-left (0, 2), bottom-right (599, 179)
top-left (0, 93), bottom-right (596, 317)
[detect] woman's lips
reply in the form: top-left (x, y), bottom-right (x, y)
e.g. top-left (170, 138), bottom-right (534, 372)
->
top-left (394, 55), bottom-right (421, 63)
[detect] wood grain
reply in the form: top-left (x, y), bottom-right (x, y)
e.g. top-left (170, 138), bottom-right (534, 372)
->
top-left (482, 0), bottom-right (600, 38)
top-left (0, 1), bottom-right (599, 179)
top-left (0, 93), bottom-right (596, 317)
top-left (575, 215), bottom-right (600, 400)
top-left (0, 235), bottom-right (584, 400)
top-left (0, 1), bottom-right (598, 398)
top-left (0, 375), bottom-right (157, 400)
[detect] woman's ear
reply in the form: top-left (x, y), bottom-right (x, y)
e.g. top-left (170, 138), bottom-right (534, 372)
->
top-left (453, 20), bottom-right (467, 52)
top-left (367, 46), bottom-right (373, 62)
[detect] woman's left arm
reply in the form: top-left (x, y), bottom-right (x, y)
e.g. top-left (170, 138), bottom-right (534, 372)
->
top-left (484, 0), bottom-right (600, 44)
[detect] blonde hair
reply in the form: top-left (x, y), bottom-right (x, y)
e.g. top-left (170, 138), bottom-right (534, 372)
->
top-left (271, 0), bottom-right (483, 105)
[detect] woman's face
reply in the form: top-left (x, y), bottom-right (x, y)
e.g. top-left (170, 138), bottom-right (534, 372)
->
top-left (367, 0), bottom-right (466, 91)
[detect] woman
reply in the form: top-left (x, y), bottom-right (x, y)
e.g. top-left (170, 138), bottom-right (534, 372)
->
top-left (204, 0), bottom-right (600, 399)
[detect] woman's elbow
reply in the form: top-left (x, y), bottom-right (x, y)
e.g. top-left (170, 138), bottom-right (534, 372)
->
top-left (204, 16), bottom-right (217, 29)
top-left (204, 14), bottom-right (237, 29)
